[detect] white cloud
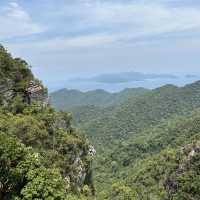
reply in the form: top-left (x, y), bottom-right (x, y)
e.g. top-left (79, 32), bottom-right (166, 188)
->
top-left (3, 1), bottom-right (200, 51)
top-left (6, 33), bottom-right (117, 54)
top-left (3, 1), bottom-right (200, 83)
top-left (70, 1), bottom-right (200, 39)
top-left (0, 1), bottom-right (45, 40)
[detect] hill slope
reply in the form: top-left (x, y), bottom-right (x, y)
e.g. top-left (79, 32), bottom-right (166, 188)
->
top-left (79, 82), bottom-right (200, 150)
top-left (0, 45), bottom-right (95, 200)
top-left (50, 88), bottom-right (148, 110)
top-left (54, 81), bottom-right (200, 199)
top-left (51, 78), bottom-right (200, 199)
top-left (96, 108), bottom-right (200, 199)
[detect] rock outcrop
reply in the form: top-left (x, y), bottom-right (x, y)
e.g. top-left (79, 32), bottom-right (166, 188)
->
top-left (64, 144), bottom-right (96, 194)
top-left (24, 80), bottom-right (48, 105)
top-left (0, 79), bottom-right (14, 106)
top-left (0, 80), bottom-right (48, 107)
top-left (164, 141), bottom-right (200, 197)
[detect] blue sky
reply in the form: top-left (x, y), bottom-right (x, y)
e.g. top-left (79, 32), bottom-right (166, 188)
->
top-left (1, 0), bottom-right (200, 85)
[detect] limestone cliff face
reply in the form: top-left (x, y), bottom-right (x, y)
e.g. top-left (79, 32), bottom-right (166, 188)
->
top-left (164, 141), bottom-right (200, 196)
top-left (0, 79), bottom-right (48, 107)
top-left (64, 145), bottom-right (96, 193)
top-left (24, 80), bottom-right (48, 105)
top-left (0, 79), bottom-right (14, 106)
top-left (0, 45), bottom-right (48, 107)
top-left (47, 110), bottom-right (96, 193)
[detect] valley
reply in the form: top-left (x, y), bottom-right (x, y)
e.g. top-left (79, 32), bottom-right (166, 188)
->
top-left (51, 81), bottom-right (200, 199)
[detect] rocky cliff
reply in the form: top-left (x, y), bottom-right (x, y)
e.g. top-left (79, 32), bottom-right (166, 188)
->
top-left (0, 45), bottom-right (95, 199)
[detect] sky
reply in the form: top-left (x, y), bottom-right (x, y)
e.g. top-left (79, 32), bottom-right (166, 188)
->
top-left (1, 0), bottom-right (200, 86)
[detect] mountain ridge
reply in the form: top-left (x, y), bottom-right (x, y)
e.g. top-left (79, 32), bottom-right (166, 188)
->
top-left (50, 87), bottom-right (149, 110)
top-left (70, 71), bottom-right (178, 84)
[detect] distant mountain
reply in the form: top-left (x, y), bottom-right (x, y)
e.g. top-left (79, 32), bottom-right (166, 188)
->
top-left (75, 81), bottom-right (200, 198)
top-left (51, 80), bottom-right (200, 199)
top-left (50, 87), bottom-right (149, 110)
top-left (71, 71), bottom-right (177, 84)
top-left (52, 80), bottom-right (200, 153)
top-left (52, 81), bottom-right (200, 148)
top-left (185, 74), bottom-right (197, 78)
top-left (80, 81), bottom-right (200, 147)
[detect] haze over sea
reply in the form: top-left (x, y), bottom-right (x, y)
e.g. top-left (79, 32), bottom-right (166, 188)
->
top-left (46, 75), bottom-right (200, 92)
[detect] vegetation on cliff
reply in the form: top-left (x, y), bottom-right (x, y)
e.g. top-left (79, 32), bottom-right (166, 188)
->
top-left (0, 46), bottom-right (95, 200)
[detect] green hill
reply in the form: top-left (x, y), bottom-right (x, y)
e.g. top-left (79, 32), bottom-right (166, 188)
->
top-left (95, 109), bottom-right (200, 198)
top-left (107, 138), bottom-right (200, 200)
top-left (80, 82), bottom-right (200, 150)
top-left (50, 88), bottom-right (148, 110)
top-left (54, 81), bottom-right (200, 199)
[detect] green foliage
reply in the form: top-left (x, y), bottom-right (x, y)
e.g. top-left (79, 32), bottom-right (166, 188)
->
top-left (8, 115), bottom-right (48, 148)
top-left (110, 183), bottom-right (135, 200)
top-left (50, 88), bottom-right (148, 111)
top-left (20, 168), bottom-right (66, 200)
top-left (129, 141), bottom-right (200, 200)
top-left (0, 105), bottom-right (94, 199)
top-left (94, 110), bottom-right (200, 199)
top-left (0, 45), bottom-right (94, 199)
top-left (0, 45), bottom-right (33, 91)
top-left (10, 95), bottom-right (27, 114)
top-left (56, 81), bottom-right (200, 199)
top-left (0, 133), bottom-right (41, 199)
top-left (79, 83), bottom-right (200, 150)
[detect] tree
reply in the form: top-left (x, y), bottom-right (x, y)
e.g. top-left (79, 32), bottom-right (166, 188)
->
top-left (20, 168), bottom-right (66, 200)
top-left (0, 133), bottom-right (40, 199)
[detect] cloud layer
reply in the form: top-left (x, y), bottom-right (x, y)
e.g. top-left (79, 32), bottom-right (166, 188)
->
top-left (2, 0), bottom-right (200, 48)
top-left (1, 0), bottom-right (200, 83)
top-left (0, 1), bottom-right (44, 40)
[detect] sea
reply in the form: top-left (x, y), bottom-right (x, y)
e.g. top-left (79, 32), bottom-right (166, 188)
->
top-left (47, 76), bottom-right (200, 93)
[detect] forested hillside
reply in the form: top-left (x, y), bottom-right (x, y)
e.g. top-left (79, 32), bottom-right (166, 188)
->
top-left (52, 77), bottom-right (200, 199)
top-left (50, 88), bottom-right (148, 110)
top-left (0, 46), bottom-right (95, 200)
top-left (95, 110), bottom-right (200, 199)
top-left (77, 83), bottom-right (200, 150)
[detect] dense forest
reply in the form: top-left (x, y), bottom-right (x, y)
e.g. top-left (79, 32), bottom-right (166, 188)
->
top-left (50, 88), bottom-right (148, 110)
top-left (0, 45), bottom-right (200, 200)
top-left (52, 76), bottom-right (200, 199)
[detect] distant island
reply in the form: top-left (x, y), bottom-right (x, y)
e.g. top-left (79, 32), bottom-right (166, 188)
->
top-left (71, 71), bottom-right (177, 84)
top-left (185, 74), bottom-right (197, 78)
